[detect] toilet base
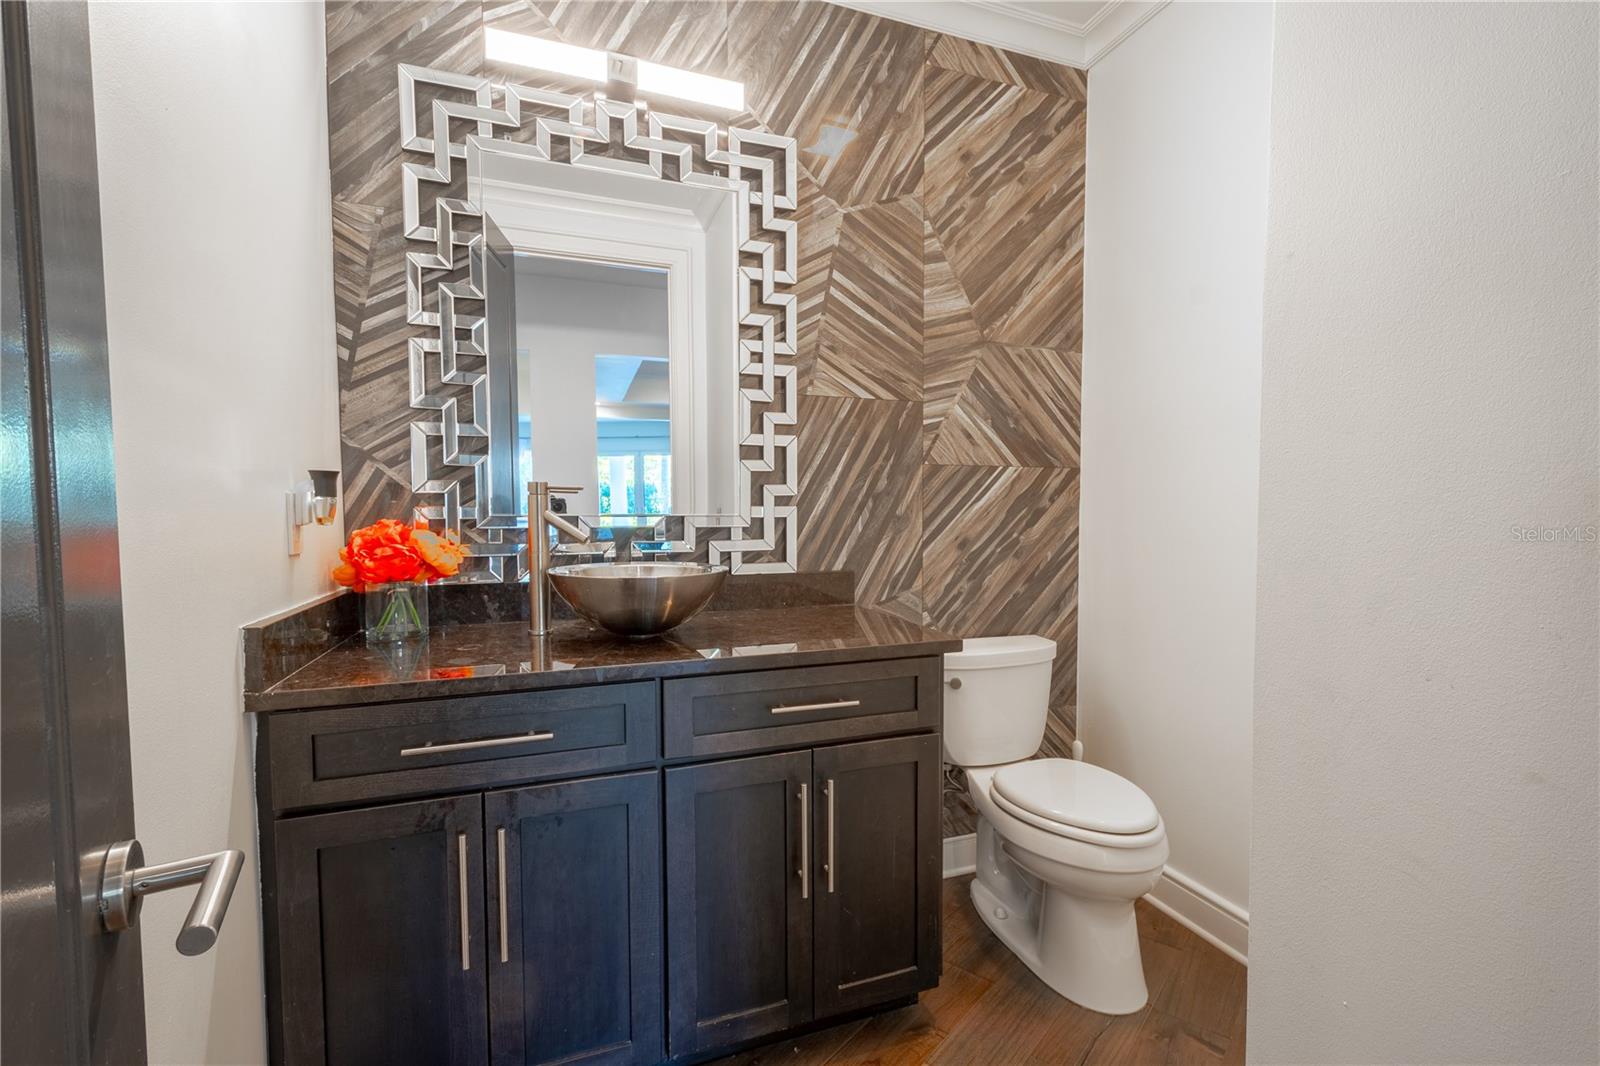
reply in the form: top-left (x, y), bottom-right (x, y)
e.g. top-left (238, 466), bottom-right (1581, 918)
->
top-left (970, 859), bottom-right (1150, 1015)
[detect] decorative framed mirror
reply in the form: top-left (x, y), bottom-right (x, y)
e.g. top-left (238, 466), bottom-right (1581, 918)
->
top-left (398, 62), bottom-right (799, 579)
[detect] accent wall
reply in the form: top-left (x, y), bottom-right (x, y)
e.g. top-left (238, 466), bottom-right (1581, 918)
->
top-left (323, 0), bottom-right (1088, 835)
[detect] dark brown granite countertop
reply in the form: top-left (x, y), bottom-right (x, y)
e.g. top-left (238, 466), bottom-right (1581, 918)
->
top-left (244, 605), bottom-right (961, 713)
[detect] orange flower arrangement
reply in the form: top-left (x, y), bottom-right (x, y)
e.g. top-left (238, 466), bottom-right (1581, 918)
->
top-left (332, 518), bottom-right (465, 591)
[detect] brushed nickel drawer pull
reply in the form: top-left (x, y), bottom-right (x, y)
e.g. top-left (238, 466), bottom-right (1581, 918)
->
top-left (496, 827), bottom-right (509, 964)
top-left (400, 731), bottom-right (555, 757)
top-left (456, 832), bottom-right (470, 972)
top-left (825, 778), bottom-right (836, 894)
top-left (769, 698), bottom-right (862, 716)
top-left (798, 781), bottom-right (810, 901)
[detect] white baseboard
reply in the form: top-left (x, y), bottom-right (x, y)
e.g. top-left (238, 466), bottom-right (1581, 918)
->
top-left (1145, 866), bottom-right (1248, 965)
top-left (942, 833), bottom-right (976, 878)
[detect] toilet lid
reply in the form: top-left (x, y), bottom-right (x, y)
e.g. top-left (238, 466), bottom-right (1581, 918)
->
top-left (991, 759), bottom-right (1160, 835)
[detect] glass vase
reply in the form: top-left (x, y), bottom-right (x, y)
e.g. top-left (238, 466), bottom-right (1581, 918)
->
top-left (363, 582), bottom-right (429, 643)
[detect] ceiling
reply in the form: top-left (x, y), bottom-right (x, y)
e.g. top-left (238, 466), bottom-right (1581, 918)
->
top-left (828, 0), bottom-right (1169, 69)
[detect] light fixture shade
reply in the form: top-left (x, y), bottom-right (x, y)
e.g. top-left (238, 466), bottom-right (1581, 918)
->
top-left (308, 469), bottom-right (340, 497)
top-left (482, 27), bottom-right (745, 112)
top-left (635, 60), bottom-right (745, 111)
top-left (307, 469), bottom-right (340, 526)
top-left (484, 27), bottom-right (606, 82)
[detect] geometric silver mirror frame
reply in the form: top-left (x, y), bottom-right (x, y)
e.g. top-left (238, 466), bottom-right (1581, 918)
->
top-left (398, 63), bottom-right (799, 579)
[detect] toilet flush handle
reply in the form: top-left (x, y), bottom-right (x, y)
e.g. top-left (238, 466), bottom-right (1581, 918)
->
top-left (947, 677), bottom-right (962, 690)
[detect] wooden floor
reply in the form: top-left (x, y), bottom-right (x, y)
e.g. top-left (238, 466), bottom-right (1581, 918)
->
top-left (716, 875), bottom-right (1247, 1066)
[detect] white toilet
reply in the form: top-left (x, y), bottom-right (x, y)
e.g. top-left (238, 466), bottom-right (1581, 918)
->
top-left (944, 635), bottom-right (1168, 1015)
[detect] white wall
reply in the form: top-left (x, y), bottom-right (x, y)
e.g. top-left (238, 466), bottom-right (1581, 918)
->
top-left (1250, 3), bottom-right (1598, 1062)
top-left (90, 4), bottom-right (338, 1063)
top-left (1080, 1), bottom-right (1273, 957)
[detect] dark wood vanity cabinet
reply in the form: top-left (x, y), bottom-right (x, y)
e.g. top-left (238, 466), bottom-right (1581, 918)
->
top-left (663, 734), bottom-right (942, 1057)
top-left (256, 653), bottom-right (947, 1066)
top-left (269, 773), bottom-right (664, 1066)
top-left (486, 771), bottom-right (663, 1066)
top-left (273, 795), bottom-right (490, 1066)
top-left (664, 751), bottom-right (814, 1056)
top-left (811, 734), bottom-right (942, 1017)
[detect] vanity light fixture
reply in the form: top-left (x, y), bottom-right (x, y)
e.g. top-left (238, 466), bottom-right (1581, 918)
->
top-left (634, 60), bottom-right (744, 112)
top-left (286, 469), bottom-right (340, 557)
top-left (483, 28), bottom-right (606, 82)
top-left (483, 27), bottom-right (745, 112)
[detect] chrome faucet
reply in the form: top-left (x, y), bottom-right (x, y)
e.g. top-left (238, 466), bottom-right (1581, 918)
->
top-left (528, 481), bottom-right (587, 635)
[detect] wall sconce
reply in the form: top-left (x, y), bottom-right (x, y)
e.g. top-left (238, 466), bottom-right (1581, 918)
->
top-left (286, 469), bottom-right (339, 557)
top-left (483, 27), bottom-right (746, 111)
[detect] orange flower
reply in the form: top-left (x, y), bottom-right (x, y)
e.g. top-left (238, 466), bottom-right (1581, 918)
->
top-left (338, 519), bottom-right (422, 586)
top-left (412, 528), bottom-right (466, 578)
top-left (333, 519), bottom-right (466, 589)
top-left (330, 546), bottom-right (363, 591)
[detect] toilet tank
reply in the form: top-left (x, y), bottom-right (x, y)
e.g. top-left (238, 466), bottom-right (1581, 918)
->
top-left (941, 635), bottom-right (1057, 767)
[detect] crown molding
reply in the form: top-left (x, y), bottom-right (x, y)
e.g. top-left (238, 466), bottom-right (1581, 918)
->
top-left (1083, 0), bottom-right (1170, 66)
top-left (1077, 1), bottom-right (1124, 35)
top-left (966, 0), bottom-right (1097, 36)
top-left (827, 1), bottom-right (1170, 69)
top-left (830, 0), bottom-right (1088, 66)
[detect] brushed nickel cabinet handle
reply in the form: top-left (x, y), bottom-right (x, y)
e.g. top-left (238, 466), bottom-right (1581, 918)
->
top-left (798, 782), bottom-right (810, 900)
top-left (825, 778), bottom-right (836, 894)
top-left (400, 731), bottom-right (555, 757)
top-left (769, 699), bottom-right (861, 716)
top-left (456, 831), bottom-right (470, 972)
top-left (496, 827), bottom-right (509, 964)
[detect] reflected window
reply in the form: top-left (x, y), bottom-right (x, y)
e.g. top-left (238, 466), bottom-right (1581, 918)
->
top-left (642, 454), bottom-right (670, 514)
top-left (596, 454), bottom-right (635, 515)
top-left (594, 352), bottom-right (670, 514)
top-left (596, 408), bottom-right (670, 516)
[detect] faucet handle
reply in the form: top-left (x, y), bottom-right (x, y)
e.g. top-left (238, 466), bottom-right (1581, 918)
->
top-left (547, 486), bottom-right (583, 495)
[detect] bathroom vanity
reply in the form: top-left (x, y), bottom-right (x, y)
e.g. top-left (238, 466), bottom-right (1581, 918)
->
top-left (241, 32), bottom-right (960, 1066)
top-left (246, 595), bottom-right (958, 1066)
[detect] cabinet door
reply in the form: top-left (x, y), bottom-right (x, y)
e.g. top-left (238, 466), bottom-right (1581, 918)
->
top-left (812, 734), bottom-right (942, 1016)
top-left (275, 795), bottom-right (488, 1066)
top-left (484, 771), bottom-right (662, 1065)
top-left (664, 751), bottom-right (813, 1056)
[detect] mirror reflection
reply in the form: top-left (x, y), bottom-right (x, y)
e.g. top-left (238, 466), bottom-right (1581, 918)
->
top-left (509, 256), bottom-right (673, 516)
top-left (479, 154), bottom-right (741, 523)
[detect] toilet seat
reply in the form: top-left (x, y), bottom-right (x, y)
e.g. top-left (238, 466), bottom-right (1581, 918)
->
top-left (989, 759), bottom-right (1164, 849)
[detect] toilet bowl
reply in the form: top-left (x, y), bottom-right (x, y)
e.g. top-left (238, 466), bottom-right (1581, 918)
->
top-left (943, 636), bottom-right (1168, 1015)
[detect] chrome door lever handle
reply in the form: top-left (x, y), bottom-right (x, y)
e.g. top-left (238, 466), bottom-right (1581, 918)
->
top-left (98, 840), bottom-right (245, 956)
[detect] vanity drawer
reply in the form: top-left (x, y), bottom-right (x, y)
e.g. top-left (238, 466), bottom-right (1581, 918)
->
top-left (663, 657), bottom-right (941, 758)
top-left (263, 682), bottom-right (658, 812)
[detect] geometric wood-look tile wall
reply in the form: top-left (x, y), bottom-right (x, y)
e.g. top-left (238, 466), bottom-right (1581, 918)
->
top-left (324, 0), bottom-right (1085, 837)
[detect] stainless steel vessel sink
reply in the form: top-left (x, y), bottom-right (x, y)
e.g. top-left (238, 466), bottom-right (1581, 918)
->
top-left (547, 562), bottom-right (728, 637)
